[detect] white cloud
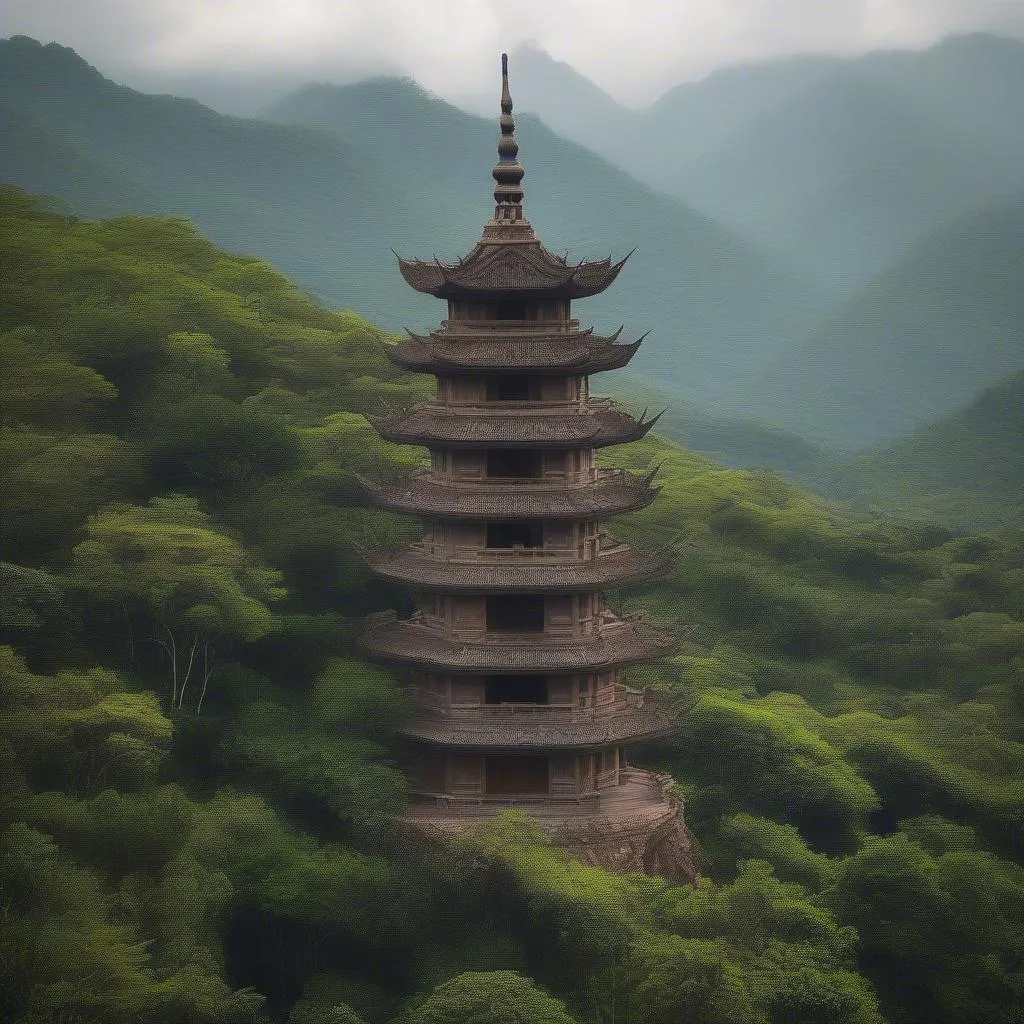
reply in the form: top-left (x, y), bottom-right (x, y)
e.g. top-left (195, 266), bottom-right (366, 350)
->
top-left (3, 0), bottom-right (1024, 104)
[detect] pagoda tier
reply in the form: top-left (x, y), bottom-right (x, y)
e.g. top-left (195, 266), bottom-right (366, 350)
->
top-left (357, 609), bottom-right (674, 672)
top-left (360, 466), bottom-right (661, 520)
top-left (407, 669), bottom-right (640, 715)
top-left (362, 539), bottom-right (674, 593)
top-left (401, 702), bottom-right (676, 749)
top-left (389, 325), bottom-right (645, 375)
top-left (396, 244), bottom-right (630, 300)
top-left (369, 399), bottom-right (662, 448)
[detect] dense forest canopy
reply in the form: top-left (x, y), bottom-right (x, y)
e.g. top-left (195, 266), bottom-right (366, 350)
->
top-left (1, 187), bottom-right (1023, 1023)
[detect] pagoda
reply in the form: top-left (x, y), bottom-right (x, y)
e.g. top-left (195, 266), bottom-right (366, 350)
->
top-left (359, 55), bottom-right (695, 875)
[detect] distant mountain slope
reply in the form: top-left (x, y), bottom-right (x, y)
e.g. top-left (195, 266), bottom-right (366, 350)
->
top-left (724, 194), bottom-right (1024, 449)
top-left (512, 36), bottom-right (1024, 297)
top-left (612, 375), bottom-right (833, 476)
top-left (262, 77), bottom-right (825, 398)
top-left (664, 65), bottom-right (1015, 292)
top-left (0, 37), bottom-right (428, 317)
top-left (0, 36), bottom-right (822, 404)
top-left (492, 41), bottom-right (636, 149)
top-left (820, 371), bottom-right (1024, 529)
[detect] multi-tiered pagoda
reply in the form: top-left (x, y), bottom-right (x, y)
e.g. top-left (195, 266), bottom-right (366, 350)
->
top-left (359, 55), bottom-right (695, 875)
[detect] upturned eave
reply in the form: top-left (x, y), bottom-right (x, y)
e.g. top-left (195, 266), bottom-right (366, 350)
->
top-left (356, 613), bottom-right (676, 672)
top-left (358, 467), bottom-right (662, 520)
top-left (361, 543), bottom-right (675, 593)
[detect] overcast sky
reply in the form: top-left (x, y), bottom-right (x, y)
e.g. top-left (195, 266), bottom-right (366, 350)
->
top-left (4, 0), bottom-right (1024, 106)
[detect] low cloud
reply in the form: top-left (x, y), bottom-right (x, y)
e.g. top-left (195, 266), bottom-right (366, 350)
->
top-left (4, 0), bottom-right (1024, 104)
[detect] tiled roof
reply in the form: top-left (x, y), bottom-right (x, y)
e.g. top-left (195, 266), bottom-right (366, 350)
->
top-left (357, 615), bottom-right (674, 671)
top-left (388, 330), bottom-right (645, 374)
top-left (369, 402), bottom-right (661, 448)
top-left (396, 243), bottom-right (629, 299)
top-left (363, 543), bottom-right (675, 592)
top-left (361, 468), bottom-right (661, 519)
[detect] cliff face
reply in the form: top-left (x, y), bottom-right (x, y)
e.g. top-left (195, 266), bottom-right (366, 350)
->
top-left (556, 781), bottom-right (700, 882)
top-left (398, 772), bottom-right (700, 882)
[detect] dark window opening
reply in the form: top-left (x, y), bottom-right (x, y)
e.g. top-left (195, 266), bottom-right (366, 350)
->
top-left (486, 522), bottom-right (543, 548)
top-left (486, 375), bottom-right (534, 401)
top-left (486, 595), bottom-right (545, 632)
top-left (486, 675), bottom-right (548, 704)
top-left (486, 755), bottom-right (548, 794)
top-left (417, 754), bottom-right (447, 792)
top-left (494, 300), bottom-right (527, 320)
top-left (487, 449), bottom-right (541, 478)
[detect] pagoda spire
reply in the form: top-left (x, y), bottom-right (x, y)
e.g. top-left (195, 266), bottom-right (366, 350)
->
top-left (490, 53), bottom-right (528, 227)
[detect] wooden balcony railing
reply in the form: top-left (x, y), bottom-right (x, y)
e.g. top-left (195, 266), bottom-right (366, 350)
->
top-left (408, 533), bottom-right (628, 563)
top-left (407, 684), bottom-right (645, 720)
top-left (440, 319), bottom-right (581, 335)
top-left (425, 396), bottom-right (620, 415)
top-left (406, 769), bottom-right (683, 829)
top-left (417, 466), bottom-right (636, 491)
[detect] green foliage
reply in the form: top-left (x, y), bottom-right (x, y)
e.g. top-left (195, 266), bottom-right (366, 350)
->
top-left (289, 975), bottom-right (369, 1024)
top-left (71, 495), bottom-right (284, 710)
top-left (2, 187), bottom-right (1023, 1024)
top-left (312, 658), bottom-right (408, 736)
top-left (0, 326), bottom-right (116, 427)
top-left (402, 971), bottom-right (577, 1024)
top-left (0, 646), bottom-right (172, 796)
top-left (625, 934), bottom-right (757, 1024)
top-left (666, 689), bottom-right (878, 848)
top-left (828, 835), bottom-right (1024, 1022)
top-left (720, 814), bottom-right (836, 891)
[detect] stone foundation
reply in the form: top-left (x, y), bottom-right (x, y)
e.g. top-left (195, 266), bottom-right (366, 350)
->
top-left (399, 768), bottom-right (700, 882)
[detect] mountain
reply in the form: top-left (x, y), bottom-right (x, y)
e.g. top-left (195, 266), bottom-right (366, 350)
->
top-left (511, 36), bottom-right (1024, 298)
top-left (0, 36), bottom-right (822, 403)
top-left (261, 76), bottom-right (826, 397)
top-left (7, 186), bottom-right (1024, 1024)
top-left (464, 41), bottom-right (637, 149)
top-left (820, 371), bottom-right (1024, 529)
top-left (721, 193), bottom-right (1024, 449)
top-left (0, 37), bottom-right (429, 315)
top-left (669, 35), bottom-right (1024, 294)
top-left (613, 375), bottom-right (833, 475)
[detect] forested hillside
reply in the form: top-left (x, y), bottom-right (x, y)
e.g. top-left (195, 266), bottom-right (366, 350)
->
top-left (819, 371), bottom-right (1024, 529)
top-left (3, 189), bottom-right (1023, 1024)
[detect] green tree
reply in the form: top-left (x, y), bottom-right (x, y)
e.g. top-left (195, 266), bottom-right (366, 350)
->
top-left (626, 934), bottom-right (756, 1024)
top-left (0, 646), bottom-right (171, 796)
top-left (70, 495), bottom-right (284, 711)
top-left (403, 971), bottom-right (577, 1024)
top-left (0, 327), bottom-right (116, 427)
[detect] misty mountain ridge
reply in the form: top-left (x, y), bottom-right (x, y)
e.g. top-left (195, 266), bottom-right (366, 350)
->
top-left (266, 75), bottom-right (827, 394)
top-left (820, 369), bottom-right (1024, 529)
top-left (0, 35), bottom-right (823, 409)
top-left (722, 191), bottom-right (1024, 449)
top-left (504, 34), bottom-right (1024, 298)
top-left (3, 32), bottom-right (1024, 495)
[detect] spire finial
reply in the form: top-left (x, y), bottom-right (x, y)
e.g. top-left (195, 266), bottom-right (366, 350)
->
top-left (492, 51), bottom-right (525, 219)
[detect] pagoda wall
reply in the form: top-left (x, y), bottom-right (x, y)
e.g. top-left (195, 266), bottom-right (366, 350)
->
top-left (448, 297), bottom-right (570, 321)
top-left (419, 519), bottom-right (600, 558)
top-left (410, 669), bottom-right (620, 709)
top-left (436, 375), bottom-right (585, 405)
top-left (428, 447), bottom-right (597, 482)
top-left (413, 591), bottom-right (609, 637)
top-left (414, 748), bottom-right (624, 799)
